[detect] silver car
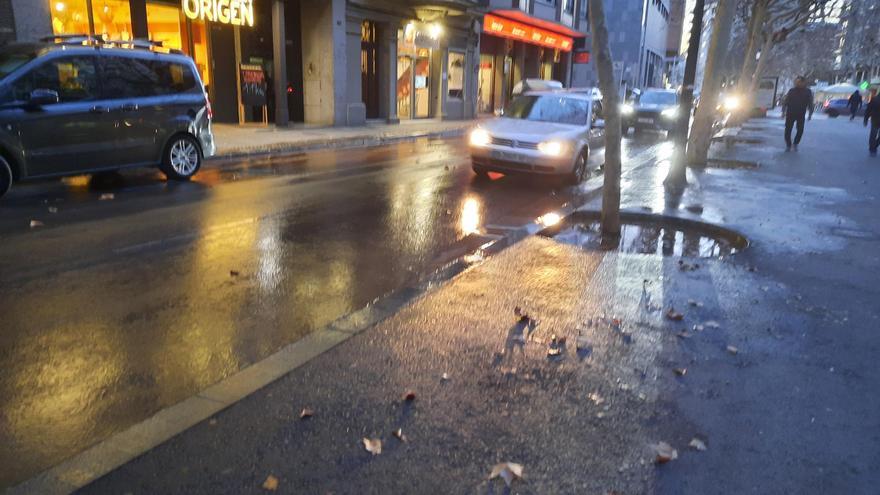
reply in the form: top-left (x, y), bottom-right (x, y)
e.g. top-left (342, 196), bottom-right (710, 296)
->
top-left (468, 91), bottom-right (603, 184)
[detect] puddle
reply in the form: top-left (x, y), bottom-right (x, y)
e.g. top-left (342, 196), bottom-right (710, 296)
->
top-left (542, 211), bottom-right (748, 258)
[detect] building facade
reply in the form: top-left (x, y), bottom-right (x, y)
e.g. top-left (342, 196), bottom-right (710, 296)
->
top-left (2, 0), bottom-right (600, 125)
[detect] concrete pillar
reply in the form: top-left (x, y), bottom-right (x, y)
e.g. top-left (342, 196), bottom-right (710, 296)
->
top-left (11, 0), bottom-right (51, 42)
top-left (300, 0), bottom-right (346, 126)
top-left (272, 0), bottom-right (289, 126)
top-left (379, 23), bottom-right (399, 123)
top-left (432, 41), bottom-right (447, 119)
top-left (345, 17), bottom-right (366, 125)
top-left (513, 42), bottom-right (525, 86)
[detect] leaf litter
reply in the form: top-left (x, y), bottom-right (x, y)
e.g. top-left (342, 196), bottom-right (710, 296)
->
top-left (489, 462), bottom-right (524, 487)
top-left (653, 442), bottom-right (678, 464)
top-left (363, 438), bottom-right (382, 455)
top-left (262, 474), bottom-right (279, 491)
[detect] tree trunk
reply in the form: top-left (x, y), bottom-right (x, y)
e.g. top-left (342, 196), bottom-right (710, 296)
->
top-left (738, 0), bottom-right (767, 94)
top-left (665, 0), bottom-right (706, 189)
top-left (748, 34), bottom-right (774, 96)
top-left (589, 0), bottom-right (622, 236)
top-left (687, 0), bottom-right (736, 166)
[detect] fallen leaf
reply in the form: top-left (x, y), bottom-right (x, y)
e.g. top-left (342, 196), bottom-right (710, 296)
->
top-left (208, 418), bottom-right (217, 426)
top-left (673, 368), bottom-right (687, 376)
top-left (393, 428), bottom-right (407, 442)
top-left (300, 408), bottom-right (314, 419)
top-left (704, 320), bottom-right (721, 329)
top-left (588, 392), bottom-right (604, 405)
top-left (363, 437), bottom-right (382, 455)
top-left (666, 308), bottom-right (684, 321)
top-left (576, 335), bottom-right (591, 350)
top-left (29, 220), bottom-right (44, 228)
top-left (687, 299), bottom-right (704, 307)
top-left (547, 346), bottom-right (562, 357)
top-left (689, 438), bottom-right (707, 451)
top-left (726, 345), bottom-right (739, 355)
top-left (48, 207), bottom-right (58, 213)
top-left (262, 474), bottom-right (279, 491)
top-left (611, 318), bottom-right (622, 329)
top-left (693, 324), bottom-right (705, 332)
top-left (441, 372), bottom-right (450, 381)
top-left (99, 193), bottom-right (115, 201)
top-left (489, 462), bottom-right (523, 487)
top-left (653, 442), bottom-right (678, 464)
top-left (402, 390), bottom-right (416, 401)
top-left (230, 270), bottom-right (240, 277)
top-left (676, 331), bottom-right (692, 339)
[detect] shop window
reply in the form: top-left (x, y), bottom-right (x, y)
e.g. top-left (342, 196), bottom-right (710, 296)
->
top-left (146, 3), bottom-right (183, 50)
top-left (50, 0), bottom-right (132, 40)
top-left (11, 56), bottom-right (98, 102)
top-left (448, 51), bottom-right (464, 99)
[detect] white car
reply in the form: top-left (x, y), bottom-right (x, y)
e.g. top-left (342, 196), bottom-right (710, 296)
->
top-left (469, 91), bottom-right (603, 184)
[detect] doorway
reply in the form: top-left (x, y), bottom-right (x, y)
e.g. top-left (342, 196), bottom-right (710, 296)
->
top-left (396, 49), bottom-right (432, 119)
top-left (361, 20), bottom-right (380, 119)
top-left (478, 54), bottom-right (494, 114)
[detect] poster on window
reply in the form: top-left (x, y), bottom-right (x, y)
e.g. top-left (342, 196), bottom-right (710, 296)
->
top-left (240, 64), bottom-right (267, 107)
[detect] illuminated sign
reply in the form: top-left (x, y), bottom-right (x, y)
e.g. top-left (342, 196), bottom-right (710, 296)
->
top-left (483, 14), bottom-right (573, 52)
top-left (182, 0), bottom-right (254, 27)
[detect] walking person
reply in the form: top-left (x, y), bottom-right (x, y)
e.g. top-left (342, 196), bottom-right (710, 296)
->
top-left (849, 90), bottom-right (863, 121)
top-left (863, 88), bottom-right (880, 156)
top-left (782, 77), bottom-right (814, 151)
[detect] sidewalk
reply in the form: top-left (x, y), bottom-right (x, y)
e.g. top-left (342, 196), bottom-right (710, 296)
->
top-left (31, 116), bottom-right (880, 494)
top-left (212, 119), bottom-right (475, 159)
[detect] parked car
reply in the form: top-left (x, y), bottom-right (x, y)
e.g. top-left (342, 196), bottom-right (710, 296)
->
top-left (468, 91), bottom-right (603, 184)
top-left (0, 36), bottom-right (215, 198)
top-left (822, 98), bottom-right (865, 117)
top-left (620, 88), bottom-right (680, 135)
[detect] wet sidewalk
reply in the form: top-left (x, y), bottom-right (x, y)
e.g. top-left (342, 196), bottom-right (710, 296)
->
top-left (21, 116), bottom-right (880, 494)
top-left (212, 119), bottom-right (474, 159)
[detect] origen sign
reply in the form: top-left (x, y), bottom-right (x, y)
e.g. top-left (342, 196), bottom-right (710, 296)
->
top-left (182, 0), bottom-right (255, 27)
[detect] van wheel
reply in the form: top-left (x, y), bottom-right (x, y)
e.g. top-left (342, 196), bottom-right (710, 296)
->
top-left (566, 149), bottom-right (589, 185)
top-left (161, 135), bottom-right (202, 181)
top-left (0, 156), bottom-right (12, 198)
top-left (472, 164), bottom-right (490, 180)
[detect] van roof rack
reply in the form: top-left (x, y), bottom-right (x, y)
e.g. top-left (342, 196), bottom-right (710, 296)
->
top-left (40, 34), bottom-right (184, 55)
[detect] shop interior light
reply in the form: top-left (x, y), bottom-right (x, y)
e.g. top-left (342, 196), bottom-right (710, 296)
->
top-left (55, 1), bottom-right (65, 12)
top-left (429, 23), bottom-right (443, 39)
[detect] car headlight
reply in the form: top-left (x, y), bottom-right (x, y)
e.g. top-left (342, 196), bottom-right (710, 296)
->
top-left (621, 104), bottom-right (634, 115)
top-left (470, 128), bottom-right (491, 147)
top-left (723, 96), bottom-right (740, 111)
top-left (661, 107), bottom-right (680, 119)
top-left (537, 140), bottom-right (565, 157)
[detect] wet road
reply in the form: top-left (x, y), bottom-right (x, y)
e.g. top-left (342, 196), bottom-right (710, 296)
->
top-left (0, 133), bottom-right (666, 488)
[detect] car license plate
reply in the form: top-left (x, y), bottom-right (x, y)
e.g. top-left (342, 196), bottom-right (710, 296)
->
top-left (491, 150), bottom-right (525, 163)
top-left (638, 117), bottom-right (654, 124)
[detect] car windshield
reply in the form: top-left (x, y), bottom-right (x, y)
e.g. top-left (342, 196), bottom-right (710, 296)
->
top-left (639, 91), bottom-right (677, 105)
top-left (0, 49), bottom-right (37, 79)
top-left (505, 95), bottom-right (588, 125)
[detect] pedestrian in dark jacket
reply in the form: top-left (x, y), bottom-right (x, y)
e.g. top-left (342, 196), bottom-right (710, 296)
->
top-left (849, 90), bottom-right (863, 121)
top-left (782, 77), bottom-right (813, 151)
top-left (863, 89), bottom-right (880, 155)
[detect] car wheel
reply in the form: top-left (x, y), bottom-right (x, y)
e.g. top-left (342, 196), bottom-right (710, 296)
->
top-left (161, 134), bottom-right (202, 181)
top-left (566, 149), bottom-right (589, 185)
top-left (0, 156), bottom-right (12, 199)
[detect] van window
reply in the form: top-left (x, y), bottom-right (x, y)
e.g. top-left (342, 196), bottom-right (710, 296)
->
top-left (101, 55), bottom-right (197, 98)
top-left (7, 56), bottom-right (98, 103)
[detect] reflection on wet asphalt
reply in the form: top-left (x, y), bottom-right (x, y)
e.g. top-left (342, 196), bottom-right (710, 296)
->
top-left (0, 133), bottom-right (665, 487)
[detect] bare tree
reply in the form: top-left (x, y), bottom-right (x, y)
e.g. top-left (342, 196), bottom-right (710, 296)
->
top-left (589, 0), bottom-right (622, 236)
top-left (687, 0), bottom-right (737, 166)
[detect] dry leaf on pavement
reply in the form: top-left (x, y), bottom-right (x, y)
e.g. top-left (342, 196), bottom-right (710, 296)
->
top-left (489, 462), bottom-right (524, 486)
top-left (229, 270), bottom-right (240, 277)
top-left (726, 345), bottom-right (739, 355)
top-left (363, 437), bottom-right (382, 455)
top-left (262, 474), bottom-right (279, 491)
top-left (99, 193), bottom-right (115, 201)
top-left (29, 220), bottom-right (44, 228)
top-left (689, 438), bottom-right (707, 451)
top-left (441, 372), bottom-right (450, 381)
top-left (393, 428), bottom-right (407, 442)
top-left (666, 308), bottom-right (684, 321)
top-left (300, 408), bottom-right (314, 419)
top-left (403, 390), bottom-right (416, 401)
top-left (653, 442), bottom-right (678, 464)
top-left (547, 346), bottom-right (562, 357)
top-left (48, 207), bottom-right (58, 213)
top-left (588, 392), bottom-right (604, 405)
top-left (673, 368), bottom-right (687, 376)
top-left (705, 320), bottom-right (721, 329)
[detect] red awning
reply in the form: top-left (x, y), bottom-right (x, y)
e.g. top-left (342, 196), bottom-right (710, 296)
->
top-left (490, 9), bottom-right (585, 38)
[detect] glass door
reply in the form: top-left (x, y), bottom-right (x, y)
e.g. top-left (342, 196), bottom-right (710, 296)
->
top-left (414, 48), bottom-right (431, 118)
top-left (478, 54), bottom-right (494, 114)
top-left (396, 55), bottom-right (412, 119)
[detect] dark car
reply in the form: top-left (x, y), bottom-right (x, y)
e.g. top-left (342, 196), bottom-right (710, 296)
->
top-left (0, 37), bottom-right (215, 198)
top-left (621, 89), bottom-right (680, 134)
top-left (822, 98), bottom-right (865, 118)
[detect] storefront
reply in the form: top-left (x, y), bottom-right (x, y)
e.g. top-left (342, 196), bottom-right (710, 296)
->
top-left (477, 11), bottom-right (580, 114)
top-left (47, 0), bottom-right (297, 124)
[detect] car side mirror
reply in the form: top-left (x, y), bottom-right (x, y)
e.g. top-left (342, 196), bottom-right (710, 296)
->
top-left (593, 119), bottom-right (605, 129)
top-left (28, 88), bottom-right (59, 107)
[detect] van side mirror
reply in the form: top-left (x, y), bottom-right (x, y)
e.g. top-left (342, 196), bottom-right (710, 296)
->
top-left (28, 89), bottom-right (59, 107)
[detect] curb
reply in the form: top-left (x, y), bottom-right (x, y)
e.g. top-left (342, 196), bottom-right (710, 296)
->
top-left (7, 177), bottom-right (603, 495)
top-left (209, 126), bottom-right (471, 163)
